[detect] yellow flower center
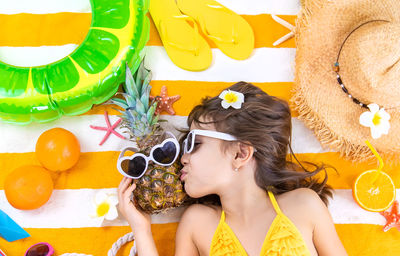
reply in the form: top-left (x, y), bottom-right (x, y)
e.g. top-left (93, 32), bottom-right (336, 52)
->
top-left (372, 113), bottom-right (381, 126)
top-left (96, 202), bottom-right (110, 217)
top-left (224, 92), bottom-right (238, 103)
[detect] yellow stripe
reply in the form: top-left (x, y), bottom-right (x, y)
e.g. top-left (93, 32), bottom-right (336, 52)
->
top-left (150, 81), bottom-right (294, 116)
top-left (1, 152), bottom-right (399, 190)
top-left (85, 81), bottom-right (296, 116)
top-left (81, 104), bottom-right (123, 116)
top-left (1, 224), bottom-right (398, 255)
top-left (336, 224), bottom-right (400, 255)
top-left (293, 152), bottom-right (400, 189)
top-left (148, 14), bottom-right (296, 48)
top-left (0, 152), bottom-right (121, 189)
top-left (0, 13), bottom-right (91, 47)
top-left (0, 13), bottom-right (295, 48)
top-left (0, 223), bottom-right (178, 256)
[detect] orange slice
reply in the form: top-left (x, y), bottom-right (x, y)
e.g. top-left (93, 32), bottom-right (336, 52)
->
top-left (353, 169), bottom-right (396, 212)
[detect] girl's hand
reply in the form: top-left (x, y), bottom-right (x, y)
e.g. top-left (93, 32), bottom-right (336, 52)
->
top-left (118, 177), bottom-right (160, 256)
top-left (117, 177), bottom-right (151, 231)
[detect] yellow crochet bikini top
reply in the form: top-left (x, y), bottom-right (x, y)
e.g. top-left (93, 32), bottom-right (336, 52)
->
top-left (209, 191), bottom-right (311, 256)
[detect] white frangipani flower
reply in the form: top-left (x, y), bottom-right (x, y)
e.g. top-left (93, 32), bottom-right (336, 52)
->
top-left (359, 103), bottom-right (390, 139)
top-left (91, 191), bottom-right (118, 222)
top-left (219, 90), bottom-right (244, 109)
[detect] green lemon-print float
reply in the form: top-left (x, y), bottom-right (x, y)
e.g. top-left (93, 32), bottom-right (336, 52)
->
top-left (0, 0), bottom-right (149, 125)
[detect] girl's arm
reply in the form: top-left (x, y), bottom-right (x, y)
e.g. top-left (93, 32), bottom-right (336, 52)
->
top-left (174, 205), bottom-right (204, 256)
top-left (118, 177), bottom-right (159, 256)
top-left (308, 190), bottom-right (348, 256)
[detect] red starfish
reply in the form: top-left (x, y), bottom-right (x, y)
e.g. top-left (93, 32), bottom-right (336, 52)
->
top-left (89, 111), bottom-right (126, 145)
top-left (150, 85), bottom-right (181, 115)
top-left (380, 200), bottom-right (400, 232)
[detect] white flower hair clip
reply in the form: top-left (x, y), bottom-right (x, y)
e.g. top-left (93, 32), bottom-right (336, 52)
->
top-left (219, 90), bottom-right (244, 109)
top-left (359, 103), bottom-right (390, 139)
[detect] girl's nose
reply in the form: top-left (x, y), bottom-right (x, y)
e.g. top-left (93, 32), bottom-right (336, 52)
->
top-left (181, 152), bottom-right (189, 165)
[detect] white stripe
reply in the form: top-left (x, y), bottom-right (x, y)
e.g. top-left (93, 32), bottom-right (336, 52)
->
top-left (328, 189), bottom-right (395, 225)
top-left (0, 189), bottom-right (393, 228)
top-left (0, 189), bottom-right (185, 228)
top-left (0, 46), bottom-right (296, 81)
top-left (0, 0), bottom-right (299, 15)
top-left (291, 118), bottom-right (331, 154)
top-left (0, 0), bottom-right (91, 14)
top-left (0, 115), bottom-right (330, 154)
top-left (0, 115), bottom-right (134, 154)
top-left (145, 46), bottom-right (296, 82)
top-left (216, 0), bottom-right (301, 15)
top-left (0, 45), bottom-right (79, 67)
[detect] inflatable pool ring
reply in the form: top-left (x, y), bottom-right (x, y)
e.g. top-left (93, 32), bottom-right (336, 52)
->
top-left (0, 0), bottom-right (149, 125)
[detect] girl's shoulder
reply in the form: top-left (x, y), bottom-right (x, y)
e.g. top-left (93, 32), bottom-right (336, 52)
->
top-left (276, 188), bottom-right (328, 225)
top-left (278, 187), bottom-right (323, 205)
top-left (181, 203), bottom-right (222, 225)
top-left (177, 203), bottom-right (221, 254)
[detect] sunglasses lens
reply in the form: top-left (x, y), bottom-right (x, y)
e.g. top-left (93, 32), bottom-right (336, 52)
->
top-left (153, 141), bottom-right (177, 164)
top-left (26, 244), bottom-right (50, 256)
top-left (128, 157), bottom-right (147, 178)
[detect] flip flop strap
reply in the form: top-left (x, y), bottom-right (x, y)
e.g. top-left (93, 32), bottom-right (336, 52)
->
top-left (159, 15), bottom-right (201, 56)
top-left (197, 4), bottom-right (238, 45)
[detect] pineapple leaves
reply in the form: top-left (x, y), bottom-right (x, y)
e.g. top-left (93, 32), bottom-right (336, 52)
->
top-left (126, 109), bottom-right (136, 123)
top-left (140, 86), bottom-right (150, 110)
top-left (135, 63), bottom-right (144, 95)
top-left (107, 98), bottom-right (128, 109)
top-left (151, 115), bottom-right (159, 126)
top-left (135, 99), bottom-right (146, 116)
top-left (112, 60), bottom-right (162, 142)
top-left (135, 63), bottom-right (151, 88)
top-left (147, 103), bottom-right (157, 124)
top-left (142, 70), bottom-right (152, 93)
top-left (125, 65), bottom-right (139, 99)
top-left (116, 92), bottom-right (136, 108)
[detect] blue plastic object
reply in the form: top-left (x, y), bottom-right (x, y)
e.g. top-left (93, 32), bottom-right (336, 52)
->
top-left (0, 209), bottom-right (30, 242)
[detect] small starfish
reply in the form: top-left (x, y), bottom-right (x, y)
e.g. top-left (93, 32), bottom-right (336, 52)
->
top-left (90, 111), bottom-right (126, 145)
top-left (271, 15), bottom-right (294, 46)
top-left (150, 85), bottom-right (181, 115)
top-left (380, 200), bottom-right (400, 232)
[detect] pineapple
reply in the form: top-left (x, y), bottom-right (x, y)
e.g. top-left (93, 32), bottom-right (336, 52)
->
top-left (110, 62), bottom-right (186, 213)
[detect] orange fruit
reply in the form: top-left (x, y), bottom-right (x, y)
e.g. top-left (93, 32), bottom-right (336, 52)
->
top-left (4, 165), bottom-right (54, 210)
top-left (353, 169), bottom-right (396, 212)
top-left (36, 127), bottom-right (80, 171)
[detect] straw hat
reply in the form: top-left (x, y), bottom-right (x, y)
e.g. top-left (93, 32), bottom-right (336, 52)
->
top-left (293, 0), bottom-right (400, 161)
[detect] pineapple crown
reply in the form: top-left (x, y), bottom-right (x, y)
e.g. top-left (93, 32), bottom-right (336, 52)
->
top-left (109, 62), bottom-right (161, 148)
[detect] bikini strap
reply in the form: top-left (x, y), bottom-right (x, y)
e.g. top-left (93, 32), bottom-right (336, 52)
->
top-left (267, 190), bottom-right (283, 215)
top-left (220, 210), bottom-right (226, 222)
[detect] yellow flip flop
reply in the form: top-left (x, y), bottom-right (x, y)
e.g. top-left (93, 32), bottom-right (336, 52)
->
top-left (176, 0), bottom-right (254, 60)
top-left (150, 0), bottom-right (212, 71)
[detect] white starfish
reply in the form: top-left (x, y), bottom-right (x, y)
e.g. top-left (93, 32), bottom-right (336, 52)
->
top-left (271, 15), bottom-right (294, 46)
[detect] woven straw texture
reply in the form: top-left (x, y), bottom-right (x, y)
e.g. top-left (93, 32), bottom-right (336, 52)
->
top-left (294, 0), bottom-right (400, 161)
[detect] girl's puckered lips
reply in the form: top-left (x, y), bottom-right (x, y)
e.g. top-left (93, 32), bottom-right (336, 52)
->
top-left (180, 169), bottom-right (188, 181)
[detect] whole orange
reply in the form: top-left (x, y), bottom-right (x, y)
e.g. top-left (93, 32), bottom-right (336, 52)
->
top-left (4, 165), bottom-right (54, 210)
top-left (36, 127), bottom-right (80, 171)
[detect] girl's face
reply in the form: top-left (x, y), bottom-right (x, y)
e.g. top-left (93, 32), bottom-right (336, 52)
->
top-left (180, 122), bottom-right (235, 198)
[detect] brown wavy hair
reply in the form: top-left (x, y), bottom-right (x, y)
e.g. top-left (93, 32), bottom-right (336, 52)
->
top-left (185, 81), bottom-right (333, 205)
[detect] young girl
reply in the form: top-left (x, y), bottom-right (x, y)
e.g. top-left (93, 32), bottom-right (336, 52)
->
top-left (118, 82), bottom-right (347, 256)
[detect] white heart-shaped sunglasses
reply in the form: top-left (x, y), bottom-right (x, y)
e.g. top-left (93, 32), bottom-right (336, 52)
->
top-left (117, 132), bottom-right (180, 179)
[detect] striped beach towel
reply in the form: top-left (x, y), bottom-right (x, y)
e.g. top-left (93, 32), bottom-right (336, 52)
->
top-left (0, 0), bottom-right (399, 255)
